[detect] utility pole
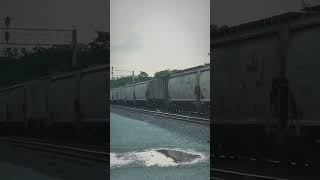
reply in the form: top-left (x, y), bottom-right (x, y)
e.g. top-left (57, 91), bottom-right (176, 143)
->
top-left (1, 17), bottom-right (76, 67)
top-left (4, 16), bottom-right (10, 44)
top-left (1, 16), bottom-right (75, 51)
top-left (132, 70), bottom-right (135, 84)
top-left (72, 28), bottom-right (77, 68)
top-left (111, 66), bottom-right (114, 80)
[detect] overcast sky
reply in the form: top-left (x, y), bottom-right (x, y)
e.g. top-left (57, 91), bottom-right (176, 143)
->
top-left (111, 0), bottom-right (210, 77)
top-left (0, 0), bottom-right (109, 44)
top-left (211, 0), bottom-right (320, 26)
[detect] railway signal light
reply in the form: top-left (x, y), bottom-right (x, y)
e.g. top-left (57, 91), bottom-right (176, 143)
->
top-left (5, 16), bottom-right (10, 28)
top-left (5, 31), bottom-right (10, 43)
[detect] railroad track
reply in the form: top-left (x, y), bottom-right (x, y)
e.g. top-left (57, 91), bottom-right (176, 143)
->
top-left (111, 105), bottom-right (210, 125)
top-left (1, 136), bottom-right (109, 151)
top-left (0, 137), bottom-right (109, 163)
top-left (211, 154), bottom-right (318, 179)
top-left (211, 168), bottom-right (288, 180)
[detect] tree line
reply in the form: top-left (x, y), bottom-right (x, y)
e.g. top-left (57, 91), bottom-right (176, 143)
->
top-left (110, 69), bottom-right (178, 89)
top-left (0, 31), bottom-right (109, 87)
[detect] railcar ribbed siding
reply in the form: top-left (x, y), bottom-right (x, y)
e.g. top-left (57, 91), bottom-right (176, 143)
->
top-left (25, 79), bottom-right (50, 120)
top-left (48, 76), bottom-right (77, 122)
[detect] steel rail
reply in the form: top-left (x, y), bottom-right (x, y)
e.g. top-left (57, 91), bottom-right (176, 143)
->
top-left (111, 105), bottom-right (210, 125)
top-left (0, 137), bottom-right (109, 163)
top-left (4, 136), bottom-right (108, 151)
top-left (211, 168), bottom-right (288, 180)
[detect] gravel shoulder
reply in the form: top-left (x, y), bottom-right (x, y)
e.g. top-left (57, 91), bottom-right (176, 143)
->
top-left (110, 106), bottom-right (210, 146)
top-left (0, 143), bottom-right (108, 180)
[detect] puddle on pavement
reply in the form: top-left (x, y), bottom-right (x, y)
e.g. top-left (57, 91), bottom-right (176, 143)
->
top-left (155, 149), bottom-right (201, 163)
top-left (110, 148), bottom-right (206, 168)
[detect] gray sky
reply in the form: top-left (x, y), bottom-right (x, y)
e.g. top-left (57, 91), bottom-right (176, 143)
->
top-left (211, 0), bottom-right (320, 26)
top-left (0, 0), bottom-right (109, 44)
top-left (111, 0), bottom-right (210, 77)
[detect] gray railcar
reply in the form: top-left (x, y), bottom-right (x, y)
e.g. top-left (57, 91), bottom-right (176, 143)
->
top-left (112, 88), bottom-right (118, 102)
top-left (147, 78), bottom-right (167, 100)
top-left (79, 65), bottom-right (107, 123)
top-left (167, 65), bottom-right (210, 112)
top-left (118, 86), bottom-right (125, 102)
top-left (199, 66), bottom-right (210, 102)
top-left (124, 84), bottom-right (135, 102)
top-left (213, 36), bottom-right (278, 123)
top-left (168, 70), bottom-right (198, 102)
top-left (211, 11), bottom-right (320, 160)
top-left (146, 78), bottom-right (168, 108)
top-left (287, 25), bottom-right (320, 126)
top-left (49, 73), bottom-right (77, 123)
top-left (135, 81), bottom-right (148, 101)
top-left (0, 90), bottom-right (8, 123)
top-left (0, 90), bottom-right (8, 135)
top-left (7, 84), bottom-right (25, 123)
top-left (25, 78), bottom-right (50, 136)
top-left (25, 79), bottom-right (50, 121)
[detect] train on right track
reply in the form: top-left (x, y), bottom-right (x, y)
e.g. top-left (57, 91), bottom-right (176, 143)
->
top-left (212, 6), bottom-right (320, 165)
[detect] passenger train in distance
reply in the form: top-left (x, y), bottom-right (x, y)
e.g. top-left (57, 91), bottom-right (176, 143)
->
top-left (110, 64), bottom-right (210, 115)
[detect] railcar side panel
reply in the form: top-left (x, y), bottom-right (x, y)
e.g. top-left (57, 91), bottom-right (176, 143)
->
top-left (213, 36), bottom-right (279, 123)
top-left (147, 79), bottom-right (167, 100)
top-left (168, 73), bottom-right (197, 101)
top-left (8, 86), bottom-right (25, 122)
top-left (287, 27), bottom-right (320, 124)
top-left (0, 91), bottom-right (8, 122)
top-left (80, 70), bottom-right (107, 122)
top-left (48, 76), bottom-right (77, 122)
top-left (25, 79), bottom-right (49, 120)
top-left (124, 85), bottom-right (134, 101)
top-left (118, 87), bottom-right (125, 101)
top-left (112, 88), bottom-right (118, 101)
top-left (135, 82), bottom-right (148, 101)
top-left (199, 68), bottom-right (210, 102)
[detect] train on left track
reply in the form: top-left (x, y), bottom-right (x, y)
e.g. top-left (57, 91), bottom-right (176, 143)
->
top-left (110, 64), bottom-right (210, 115)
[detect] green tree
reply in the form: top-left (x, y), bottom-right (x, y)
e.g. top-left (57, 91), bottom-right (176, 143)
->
top-left (0, 31), bottom-right (110, 86)
top-left (137, 71), bottom-right (149, 81)
top-left (110, 71), bottom-right (151, 89)
top-left (154, 69), bottom-right (178, 78)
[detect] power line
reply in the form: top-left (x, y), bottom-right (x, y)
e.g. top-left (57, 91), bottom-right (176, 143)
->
top-left (1, 16), bottom-right (78, 67)
top-left (0, 27), bottom-right (73, 32)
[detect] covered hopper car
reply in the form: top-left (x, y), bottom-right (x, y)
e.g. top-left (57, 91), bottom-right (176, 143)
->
top-left (0, 64), bottom-right (108, 144)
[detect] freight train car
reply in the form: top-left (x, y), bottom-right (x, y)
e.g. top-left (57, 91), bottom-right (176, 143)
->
top-left (7, 84), bottom-right (26, 136)
top-left (199, 66), bottom-right (210, 113)
top-left (118, 86), bottom-right (125, 104)
top-left (134, 81), bottom-right (148, 106)
top-left (111, 88), bottom-right (118, 103)
top-left (146, 78), bottom-right (168, 108)
top-left (78, 65), bottom-right (108, 142)
top-left (124, 84), bottom-right (135, 105)
top-left (0, 64), bottom-right (108, 144)
top-left (167, 69), bottom-right (198, 111)
top-left (212, 10), bottom-right (320, 163)
top-left (0, 90), bottom-right (8, 135)
top-left (25, 78), bottom-right (50, 137)
top-left (110, 90), bottom-right (113, 102)
top-left (48, 72), bottom-right (77, 137)
top-left (167, 65), bottom-right (210, 113)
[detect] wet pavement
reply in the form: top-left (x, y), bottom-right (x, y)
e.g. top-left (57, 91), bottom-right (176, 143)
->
top-left (0, 143), bottom-right (108, 180)
top-left (110, 108), bottom-right (210, 180)
top-left (0, 161), bottom-right (62, 180)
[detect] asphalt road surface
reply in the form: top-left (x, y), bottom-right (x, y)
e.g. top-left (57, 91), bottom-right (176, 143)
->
top-left (110, 107), bottom-right (210, 180)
